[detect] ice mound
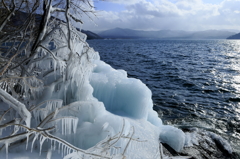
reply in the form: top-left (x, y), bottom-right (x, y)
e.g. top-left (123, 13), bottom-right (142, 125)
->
top-left (0, 23), bottom-right (187, 158)
top-left (88, 54), bottom-right (186, 153)
top-left (90, 60), bottom-right (161, 121)
top-left (40, 27), bottom-right (187, 156)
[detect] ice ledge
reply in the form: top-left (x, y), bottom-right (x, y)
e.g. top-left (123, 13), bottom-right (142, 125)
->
top-left (89, 59), bottom-right (187, 153)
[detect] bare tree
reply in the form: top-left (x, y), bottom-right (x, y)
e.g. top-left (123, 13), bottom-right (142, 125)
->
top-left (0, 1), bottom-right (166, 159)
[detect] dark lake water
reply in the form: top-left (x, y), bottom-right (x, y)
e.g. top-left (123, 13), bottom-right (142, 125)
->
top-left (88, 39), bottom-right (240, 153)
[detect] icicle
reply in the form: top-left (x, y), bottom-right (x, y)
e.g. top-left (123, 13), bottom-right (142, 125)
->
top-left (31, 133), bottom-right (39, 152)
top-left (49, 61), bottom-right (51, 71)
top-left (68, 147), bottom-right (70, 155)
top-left (50, 139), bottom-right (53, 150)
top-left (46, 149), bottom-right (52, 159)
top-left (64, 85), bottom-right (67, 104)
top-left (61, 117), bottom-right (78, 135)
top-left (46, 101), bottom-right (52, 112)
top-left (73, 118), bottom-right (78, 134)
top-left (58, 142), bottom-right (61, 154)
top-left (53, 60), bottom-right (57, 80)
top-left (64, 145), bottom-right (67, 156)
top-left (39, 135), bottom-right (46, 156)
top-left (33, 109), bottom-right (40, 123)
top-left (69, 119), bottom-right (71, 134)
top-left (61, 144), bottom-right (64, 157)
top-left (62, 118), bottom-right (64, 135)
top-left (65, 118), bottom-right (67, 135)
top-left (54, 140), bottom-right (56, 151)
top-left (64, 119), bottom-right (66, 135)
top-left (62, 146), bottom-right (66, 156)
top-left (65, 118), bottom-right (68, 135)
top-left (46, 100), bottom-right (62, 113)
top-left (26, 133), bottom-right (29, 150)
top-left (5, 142), bottom-right (9, 159)
top-left (58, 60), bottom-right (66, 77)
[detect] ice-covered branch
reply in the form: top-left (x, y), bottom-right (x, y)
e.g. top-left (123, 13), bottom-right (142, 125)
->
top-left (0, 131), bottom-right (30, 146)
top-left (52, 7), bottom-right (65, 13)
top-left (0, 38), bottom-right (28, 76)
top-left (43, 131), bottom-right (111, 159)
top-left (31, 0), bottom-right (53, 52)
top-left (68, 14), bottom-right (83, 24)
top-left (122, 126), bottom-right (135, 156)
top-left (65, 0), bottom-right (73, 53)
top-left (1, 0), bottom-right (10, 12)
top-left (38, 44), bottom-right (64, 62)
top-left (0, 108), bottom-right (11, 124)
top-left (0, 88), bottom-right (31, 127)
top-left (0, 1), bottom-right (16, 32)
top-left (0, 13), bottom-right (34, 76)
top-left (51, 6), bottom-right (84, 24)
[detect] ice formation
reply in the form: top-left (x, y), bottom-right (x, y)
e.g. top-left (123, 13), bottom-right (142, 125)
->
top-left (0, 88), bottom-right (31, 127)
top-left (0, 23), bottom-right (188, 159)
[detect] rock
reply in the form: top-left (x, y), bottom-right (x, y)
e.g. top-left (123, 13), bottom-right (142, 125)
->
top-left (162, 127), bottom-right (240, 159)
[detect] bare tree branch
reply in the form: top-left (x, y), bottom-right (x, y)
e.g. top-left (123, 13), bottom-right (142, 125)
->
top-left (0, 88), bottom-right (31, 127)
top-left (0, 2), bottom-right (16, 32)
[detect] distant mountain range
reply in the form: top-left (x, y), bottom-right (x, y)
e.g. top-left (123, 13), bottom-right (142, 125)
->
top-left (94, 28), bottom-right (238, 40)
top-left (82, 30), bottom-right (102, 40)
top-left (227, 33), bottom-right (240, 39)
top-left (79, 29), bottom-right (102, 40)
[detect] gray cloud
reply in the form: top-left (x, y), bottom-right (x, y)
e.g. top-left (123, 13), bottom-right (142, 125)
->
top-left (82, 0), bottom-right (240, 31)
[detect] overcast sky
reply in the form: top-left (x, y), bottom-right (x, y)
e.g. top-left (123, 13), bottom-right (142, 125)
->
top-left (81, 0), bottom-right (240, 32)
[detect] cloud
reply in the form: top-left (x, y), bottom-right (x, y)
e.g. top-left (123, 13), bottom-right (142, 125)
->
top-left (219, 0), bottom-right (240, 15)
top-left (82, 0), bottom-right (240, 31)
top-left (97, 0), bottom-right (144, 5)
top-left (127, 0), bottom-right (182, 17)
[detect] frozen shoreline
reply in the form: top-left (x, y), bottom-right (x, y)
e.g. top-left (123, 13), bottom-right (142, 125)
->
top-left (0, 23), bottom-right (237, 159)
